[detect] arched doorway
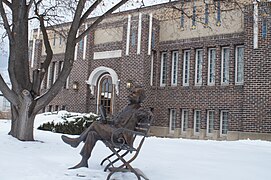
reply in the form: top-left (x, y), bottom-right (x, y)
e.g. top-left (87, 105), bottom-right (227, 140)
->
top-left (98, 74), bottom-right (113, 115)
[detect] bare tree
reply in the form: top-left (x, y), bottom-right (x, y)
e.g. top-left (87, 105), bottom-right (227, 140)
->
top-left (0, 0), bottom-right (131, 141)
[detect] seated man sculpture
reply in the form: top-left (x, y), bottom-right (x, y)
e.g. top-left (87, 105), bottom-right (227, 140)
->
top-left (61, 86), bottom-right (151, 169)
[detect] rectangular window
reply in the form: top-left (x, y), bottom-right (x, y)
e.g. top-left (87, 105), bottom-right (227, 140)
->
top-left (183, 50), bottom-right (190, 86)
top-left (221, 47), bottom-right (230, 85)
top-left (160, 52), bottom-right (167, 86)
top-left (207, 110), bottom-right (214, 135)
top-left (195, 49), bottom-right (203, 86)
top-left (194, 110), bottom-right (201, 135)
top-left (150, 51), bottom-right (154, 86)
top-left (171, 51), bottom-right (179, 86)
top-left (46, 64), bottom-right (51, 89)
top-left (208, 48), bottom-right (216, 85)
top-left (59, 35), bottom-right (62, 46)
top-left (52, 62), bottom-right (57, 84)
top-left (235, 46), bottom-right (244, 84)
top-left (169, 109), bottom-right (177, 134)
top-left (53, 33), bottom-right (56, 46)
top-left (220, 111), bottom-right (229, 135)
top-left (181, 109), bottom-right (189, 133)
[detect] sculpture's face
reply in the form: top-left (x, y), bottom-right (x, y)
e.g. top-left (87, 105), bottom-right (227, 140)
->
top-left (128, 88), bottom-right (143, 104)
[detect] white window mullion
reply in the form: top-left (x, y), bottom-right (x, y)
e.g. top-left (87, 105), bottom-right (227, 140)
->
top-left (169, 109), bottom-right (176, 134)
top-left (183, 50), bottom-right (190, 86)
top-left (221, 47), bottom-right (230, 85)
top-left (235, 46), bottom-right (244, 85)
top-left (171, 51), bottom-right (178, 86)
top-left (208, 48), bottom-right (216, 86)
top-left (160, 52), bottom-right (167, 87)
top-left (195, 49), bottom-right (203, 86)
top-left (220, 111), bottom-right (229, 136)
top-left (194, 110), bottom-right (201, 135)
top-left (181, 109), bottom-right (188, 134)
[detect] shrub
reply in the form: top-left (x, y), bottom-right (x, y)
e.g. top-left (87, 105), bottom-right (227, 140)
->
top-left (38, 114), bottom-right (99, 135)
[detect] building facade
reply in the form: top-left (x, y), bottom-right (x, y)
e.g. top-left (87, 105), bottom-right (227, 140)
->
top-left (31, 1), bottom-right (271, 140)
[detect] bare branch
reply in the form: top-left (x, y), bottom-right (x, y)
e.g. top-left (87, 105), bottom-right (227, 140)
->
top-left (2, 0), bottom-right (11, 9)
top-left (76, 0), bottom-right (129, 43)
top-left (0, 0), bottom-right (14, 44)
top-left (0, 74), bottom-right (19, 107)
top-left (79, 0), bottom-right (102, 27)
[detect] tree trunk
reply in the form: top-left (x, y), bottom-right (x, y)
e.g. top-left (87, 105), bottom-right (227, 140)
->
top-left (9, 90), bottom-right (36, 141)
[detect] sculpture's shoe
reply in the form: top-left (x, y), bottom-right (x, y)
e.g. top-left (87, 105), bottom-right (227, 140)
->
top-left (68, 160), bottom-right (88, 169)
top-left (61, 135), bottom-right (80, 148)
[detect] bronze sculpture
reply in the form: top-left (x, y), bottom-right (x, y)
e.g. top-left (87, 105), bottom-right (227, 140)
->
top-left (61, 86), bottom-right (151, 169)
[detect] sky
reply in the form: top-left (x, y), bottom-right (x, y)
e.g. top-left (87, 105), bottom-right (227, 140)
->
top-left (0, 112), bottom-right (271, 180)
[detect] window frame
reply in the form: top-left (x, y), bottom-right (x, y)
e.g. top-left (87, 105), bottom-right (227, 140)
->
top-left (169, 109), bottom-right (177, 134)
top-left (160, 52), bottom-right (167, 87)
top-left (181, 109), bottom-right (189, 134)
top-left (220, 111), bottom-right (229, 136)
top-left (235, 45), bottom-right (244, 85)
top-left (171, 51), bottom-right (179, 86)
top-left (193, 110), bottom-right (201, 135)
top-left (221, 47), bottom-right (230, 85)
top-left (207, 48), bottom-right (216, 86)
top-left (183, 50), bottom-right (190, 86)
top-left (195, 49), bottom-right (203, 86)
top-left (206, 110), bottom-right (215, 136)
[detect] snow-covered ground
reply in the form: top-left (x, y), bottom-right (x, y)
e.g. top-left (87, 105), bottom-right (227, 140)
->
top-left (1, 113), bottom-right (271, 180)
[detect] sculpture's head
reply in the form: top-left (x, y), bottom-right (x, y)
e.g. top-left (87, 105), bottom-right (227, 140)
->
top-left (128, 86), bottom-right (146, 104)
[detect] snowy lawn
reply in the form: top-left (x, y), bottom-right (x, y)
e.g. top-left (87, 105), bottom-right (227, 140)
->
top-left (1, 113), bottom-right (271, 180)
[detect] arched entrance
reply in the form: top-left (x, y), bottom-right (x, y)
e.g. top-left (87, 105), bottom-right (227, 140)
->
top-left (86, 66), bottom-right (119, 115)
top-left (98, 74), bottom-right (113, 115)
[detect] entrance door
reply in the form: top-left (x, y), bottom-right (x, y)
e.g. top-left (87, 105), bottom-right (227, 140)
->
top-left (98, 75), bottom-right (113, 116)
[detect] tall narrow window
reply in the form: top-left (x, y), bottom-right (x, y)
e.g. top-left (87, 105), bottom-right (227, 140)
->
top-left (235, 46), bottom-right (244, 84)
top-left (208, 48), bottom-right (216, 85)
top-left (53, 33), bottom-right (56, 46)
top-left (160, 52), bottom-right (167, 86)
top-left (169, 109), bottom-right (177, 134)
top-left (221, 47), bottom-right (230, 85)
top-left (204, 3), bottom-right (209, 26)
top-left (195, 49), bottom-right (203, 86)
top-left (180, 1), bottom-right (184, 29)
top-left (183, 50), bottom-right (190, 86)
top-left (52, 62), bottom-right (57, 84)
top-left (216, 0), bottom-right (221, 26)
top-left (194, 110), bottom-right (201, 135)
top-left (46, 64), bottom-right (51, 89)
top-left (191, 2), bottom-right (196, 29)
top-left (150, 51), bottom-right (154, 86)
top-left (181, 109), bottom-right (189, 133)
top-left (207, 110), bottom-right (214, 135)
top-left (59, 35), bottom-right (62, 46)
top-left (220, 111), bottom-right (229, 135)
top-left (99, 75), bottom-right (113, 115)
top-left (262, 17), bottom-right (267, 38)
top-left (171, 51), bottom-right (179, 86)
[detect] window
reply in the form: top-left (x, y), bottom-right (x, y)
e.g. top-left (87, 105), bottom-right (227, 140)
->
top-left (160, 52), bottom-right (167, 86)
top-left (221, 47), bottom-right (230, 85)
top-left (59, 35), bottom-right (62, 46)
top-left (171, 51), bottom-right (179, 86)
top-left (195, 49), bottom-right (203, 86)
top-left (46, 64), bottom-right (51, 89)
top-left (207, 110), bottom-right (214, 135)
top-left (150, 51), bottom-right (154, 86)
top-left (194, 110), bottom-right (201, 135)
top-left (169, 109), bottom-right (177, 134)
top-left (99, 75), bottom-right (113, 115)
top-left (235, 46), bottom-right (244, 84)
top-left (183, 50), bottom-right (190, 86)
top-left (53, 33), bottom-right (56, 46)
top-left (79, 39), bottom-right (84, 51)
top-left (208, 48), bottom-right (216, 85)
top-left (220, 111), bottom-right (228, 136)
top-left (52, 62), bottom-right (57, 84)
top-left (181, 109), bottom-right (189, 133)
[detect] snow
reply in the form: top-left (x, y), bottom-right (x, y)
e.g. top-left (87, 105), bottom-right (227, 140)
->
top-left (1, 114), bottom-right (271, 180)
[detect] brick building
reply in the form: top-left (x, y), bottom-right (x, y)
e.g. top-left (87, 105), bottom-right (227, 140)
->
top-left (31, 1), bottom-right (271, 140)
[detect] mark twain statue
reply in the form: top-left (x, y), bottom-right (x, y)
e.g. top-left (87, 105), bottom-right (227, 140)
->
top-left (61, 86), bottom-right (151, 169)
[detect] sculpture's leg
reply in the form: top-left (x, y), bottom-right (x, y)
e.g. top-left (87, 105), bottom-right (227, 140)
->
top-left (69, 131), bottom-right (99, 169)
